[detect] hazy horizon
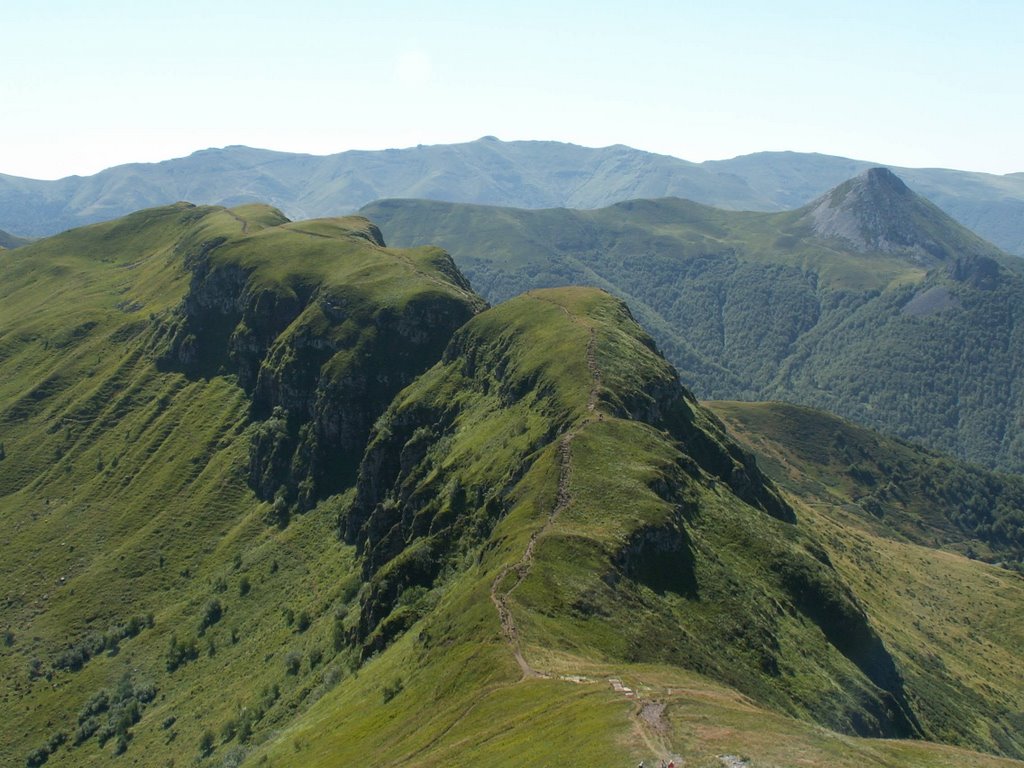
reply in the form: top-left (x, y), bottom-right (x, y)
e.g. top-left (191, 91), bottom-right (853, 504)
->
top-left (3, 0), bottom-right (1022, 179)
top-left (3, 137), bottom-right (1023, 184)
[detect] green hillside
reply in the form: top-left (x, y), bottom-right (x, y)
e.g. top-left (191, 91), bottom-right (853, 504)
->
top-left (708, 401), bottom-right (1024, 568)
top-left (2, 208), bottom-right (1023, 767)
top-left (0, 203), bottom-right (483, 766)
top-left (363, 169), bottom-right (1024, 473)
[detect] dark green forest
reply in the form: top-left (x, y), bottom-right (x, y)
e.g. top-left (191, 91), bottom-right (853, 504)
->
top-left (364, 172), bottom-right (1024, 474)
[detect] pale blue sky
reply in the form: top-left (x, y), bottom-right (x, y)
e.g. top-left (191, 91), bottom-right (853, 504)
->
top-left (3, 0), bottom-right (1021, 179)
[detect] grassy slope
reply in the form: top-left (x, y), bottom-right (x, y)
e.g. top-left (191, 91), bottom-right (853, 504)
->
top-left (3, 209), bottom-right (1023, 767)
top-left (0, 204), bottom-right (481, 767)
top-left (252, 290), bottom-right (1024, 767)
top-left (707, 401), bottom-right (1024, 565)
top-left (711, 401), bottom-right (1024, 754)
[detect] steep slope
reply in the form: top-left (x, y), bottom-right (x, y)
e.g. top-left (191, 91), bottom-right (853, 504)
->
top-left (0, 204), bottom-right (484, 767)
top-left (710, 400), bottom-right (1024, 751)
top-left (4, 139), bottom-right (1024, 256)
top-left (250, 288), bottom-right (1024, 766)
top-left (708, 150), bottom-right (1024, 256)
top-left (364, 171), bottom-right (1024, 473)
top-left (796, 167), bottom-right (1002, 262)
top-left (2, 208), bottom-right (1023, 767)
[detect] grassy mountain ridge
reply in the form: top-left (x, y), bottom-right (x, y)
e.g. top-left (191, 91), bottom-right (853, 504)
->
top-left (254, 286), bottom-right (1024, 764)
top-left (2, 206), bottom-right (1023, 766)
top-left (256, 288), bottom-right (1024, 765)
top-left (363, 172), bottom-right (1024, 473)
top-left (3, 138), bottom-right (1024, 256)
top-left (0, 203), bottom-right (483, 766)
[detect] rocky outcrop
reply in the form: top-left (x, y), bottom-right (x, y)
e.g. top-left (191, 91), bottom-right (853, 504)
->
top-left (612, 514), bottom-right (699, 598)
top-left (947, 254), bottom-right (1001, 290)
top-left (154, 223), bottom-right (484, 513)
top-left (801, 167), bottom-right (1003, 264)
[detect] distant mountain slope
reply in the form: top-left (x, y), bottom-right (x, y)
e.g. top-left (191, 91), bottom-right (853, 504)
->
top-left (0, 227), bottom-right (30, 249)
top-left (0, 139), bottom-right (768, 239)
top-left (364, 169), bottom-right (1024, 473)
top-left (708, 151), bottom-right (1024, 256)
top-left (3, 138), bottom-right (1023, 255)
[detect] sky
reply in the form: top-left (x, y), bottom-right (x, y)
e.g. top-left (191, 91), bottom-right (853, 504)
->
top-left (2, 0), bottom-right (1022, 179)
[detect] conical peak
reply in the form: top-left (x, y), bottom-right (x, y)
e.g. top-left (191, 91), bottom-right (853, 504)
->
top-left (860, 166), bottom-right (905, 188)
top-left (800, 167), bottom-right (997, 263)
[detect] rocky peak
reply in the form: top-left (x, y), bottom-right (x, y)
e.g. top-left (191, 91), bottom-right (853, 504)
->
top-left (800, 167), bottom-right (1000, 264)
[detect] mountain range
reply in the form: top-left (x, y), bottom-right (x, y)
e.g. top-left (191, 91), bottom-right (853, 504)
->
top-left (364, 167), bottom-right (1024, 475)
top-left (2, 137), bottom-right (1024, 255)
top-left (1, 202), bottom-right (1023, 767)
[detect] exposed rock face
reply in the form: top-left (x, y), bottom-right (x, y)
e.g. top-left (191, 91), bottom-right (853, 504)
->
top-left (901, 285), bottom-right (960, 317)
top-left (806, 168), bottom-right (917, 249)
top-left (155, 226), bottom-right (484, 512)
top-left (612, 513), bottom-right (699, 599)
top-left (801, 167), bottom-right (999, 264)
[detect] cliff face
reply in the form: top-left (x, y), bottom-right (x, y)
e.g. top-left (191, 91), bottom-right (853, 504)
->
top-left (154, 213), bottom-right (486, 512)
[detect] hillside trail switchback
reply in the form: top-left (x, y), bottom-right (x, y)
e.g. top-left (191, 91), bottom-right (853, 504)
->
top-left (489, 295), bottom-right (603, 679)
top-left (489, 294), bottom-right (680, 763)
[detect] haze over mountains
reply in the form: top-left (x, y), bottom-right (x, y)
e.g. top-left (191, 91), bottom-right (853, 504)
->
top-left (365, 167), bottom-right (1024, 475)
top-left (2, 204), bottom-right (1023, 767)
top-left (3, 137), bottom-right (1024, 255)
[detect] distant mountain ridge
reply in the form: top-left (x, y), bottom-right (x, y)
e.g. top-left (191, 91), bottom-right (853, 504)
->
top-left (3, 138), bottom-right (1024, 255)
